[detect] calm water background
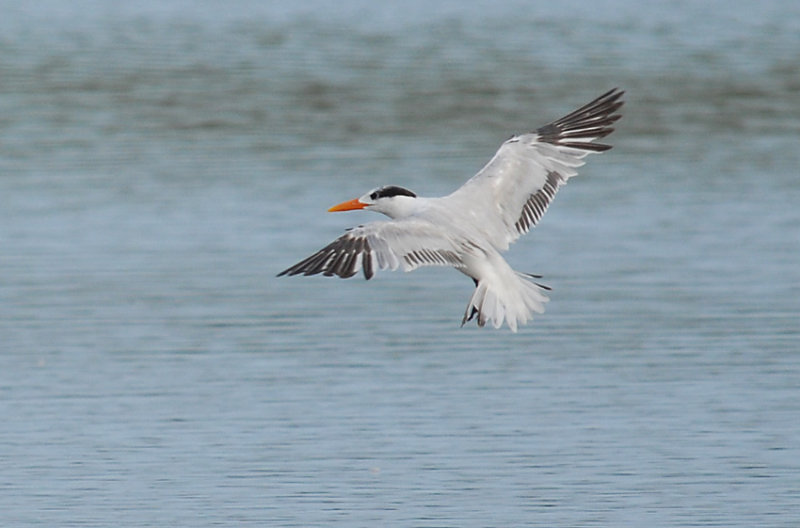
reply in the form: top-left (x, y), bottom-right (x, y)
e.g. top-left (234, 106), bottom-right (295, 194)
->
top-left (2, 0), bottom-right (799, 526)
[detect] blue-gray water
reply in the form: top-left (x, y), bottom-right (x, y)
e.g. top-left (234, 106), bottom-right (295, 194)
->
top-left (2, 1), bottom-right (799, 526)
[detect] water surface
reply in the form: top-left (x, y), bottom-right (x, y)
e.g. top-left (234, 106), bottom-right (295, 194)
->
top-left (1, 1), bottom-right (799, 526)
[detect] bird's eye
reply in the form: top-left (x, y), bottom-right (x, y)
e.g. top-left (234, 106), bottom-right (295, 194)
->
top-left (369, 192), bottom-right (378, 200)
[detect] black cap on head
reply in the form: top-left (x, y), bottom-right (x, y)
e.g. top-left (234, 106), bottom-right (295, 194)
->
top-left (369, 186), bottom-right (417, 200)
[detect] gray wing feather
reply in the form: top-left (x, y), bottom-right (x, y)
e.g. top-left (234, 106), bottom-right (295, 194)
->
top-left (278, 219), bottom-right (470, 280)
top-left (445, 88), bottom-right (624, 249)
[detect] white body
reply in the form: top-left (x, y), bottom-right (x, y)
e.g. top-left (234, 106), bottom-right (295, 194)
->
top-left (279, 89), bottom-right (624, 331)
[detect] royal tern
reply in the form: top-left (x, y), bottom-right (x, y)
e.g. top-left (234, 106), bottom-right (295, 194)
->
top-left (278, 88), bottom-right (624, 331)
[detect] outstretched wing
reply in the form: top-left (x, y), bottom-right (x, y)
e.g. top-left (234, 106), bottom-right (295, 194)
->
top-left (445, 88), bottom-right (624, 251)
top-left (277, 218), bottom-right (473, 280)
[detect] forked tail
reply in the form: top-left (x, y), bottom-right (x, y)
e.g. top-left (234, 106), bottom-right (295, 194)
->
top-left (461, 272), bottom-right (550, 332)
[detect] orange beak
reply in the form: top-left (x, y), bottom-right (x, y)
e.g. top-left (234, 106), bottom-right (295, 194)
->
top-left (328, 198), bottom-right (367, 212)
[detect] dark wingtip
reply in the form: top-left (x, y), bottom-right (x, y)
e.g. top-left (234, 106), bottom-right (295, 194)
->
top-left (535, 87), bottom-right (625, 151)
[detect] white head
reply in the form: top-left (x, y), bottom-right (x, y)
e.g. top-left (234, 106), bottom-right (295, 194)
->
top-left (328, 185), bottom-right (419, 219)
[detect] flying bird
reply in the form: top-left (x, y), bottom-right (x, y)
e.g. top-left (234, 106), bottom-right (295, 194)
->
top-left (278, 88), bottom-right (624, 331)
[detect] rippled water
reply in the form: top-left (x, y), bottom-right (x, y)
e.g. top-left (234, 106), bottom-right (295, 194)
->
top-left (2, 0), bottom-right (799, 526)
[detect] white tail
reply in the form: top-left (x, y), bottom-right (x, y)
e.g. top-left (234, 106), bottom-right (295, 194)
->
top-left (461, 271), bottom-right (549, 332)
